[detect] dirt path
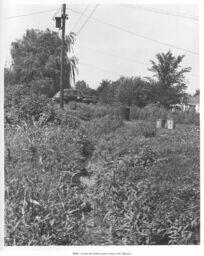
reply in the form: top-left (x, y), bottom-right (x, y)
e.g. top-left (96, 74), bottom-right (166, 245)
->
top-left (78, 162), bottom-right (112, 244)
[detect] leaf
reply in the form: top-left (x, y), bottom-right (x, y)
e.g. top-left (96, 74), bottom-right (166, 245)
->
top-left (29, 199), bottom-right (41, 206)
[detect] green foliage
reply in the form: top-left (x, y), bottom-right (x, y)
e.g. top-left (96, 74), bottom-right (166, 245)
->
top-left (96, 79), bottom-right (115, 104)
top-left (5, 84), bottom-right (28, 110)
top-left (9, 29), bottom-right (78, 97)
top-left (69, 101), bottom-right (78, 110)
top-left (117, 77), bottom-right (152, 107)
top-left (28, 78), bottom-right (55, 97)
top-left (171, 110), bottom-right (200, 126)
top-left (97, 77), bottom-right (154, 107)
top-left (148, 51), bottom-right (191, 109)
top-left (129, 121), bottom-right (156, 138)
top-left (130, 104), bottom-right (168, 121)
top-left (85, 114), bottom-right (124, 141)
top-left (75, 80), bottom-right (97, 96)
top-left (4, 67), bottom-right (16, 86)
top-left (89, 125), bottom-right (199, 245)
top-left (5, 98), bottom-right (200, 245)
top-left (96, 52), bottom-right (192, 108)
top-left (5, 86), bottom-right (54, 125)
top-left (5, 124), bottom-right (89, 245)
top-left (75, 103), bottom-right (115, 121)
top-left (130, 104), bottom-right (199, 126)
top-left (16, 94), bottom-right (51, 122)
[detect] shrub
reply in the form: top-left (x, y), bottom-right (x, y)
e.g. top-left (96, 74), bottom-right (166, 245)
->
top-left (171, 110), bottom-right (200, 126)
top-left (130, 104), bottom-right (199, 126)
top-left (16, 94), bottom-right (53, 123)
top-left (92, 105), bottom-right (115, 119)
top-left (130, 104), bottom-right (168, 121)
top-left (4, 83), bottom-right (55, 125)
top-left (91, 145), bottom-right (199, 245)
top-left (4, 123), bottom-right (92, 245)
top-left (54, 108), bottom-right (81, 129)
top-left (4, 84), bottom-right (30, 111)
top-left (76, 104), bottom-right (115, 121)
top-left (28, 78), bottom-right (55, 97)
top-left (4, 96), bottom-right (200, 245)
top-left (85, 114), bottom-right (123, 140)
top-left (69, 101), bottom-right (78, 110)
top-left (77, 104), bottom-right (95, 121)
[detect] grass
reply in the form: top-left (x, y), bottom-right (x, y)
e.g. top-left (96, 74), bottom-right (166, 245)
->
top-left (4, 103), bottom-right (200, 245)
top-left (130, 104), bottom-right (200, 126)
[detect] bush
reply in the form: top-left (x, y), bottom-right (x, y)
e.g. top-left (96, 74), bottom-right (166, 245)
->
top-left (5, 116), bottom-right (200, 245)
top-left (138, 122), bottom-right (156, 138)
top-left (5, 123), bottom-right (91, 245)
top-left (16, 94), bottom-right (53, 123)
top-left (130, 104), bottom-right (168, 121)
top-left (4, 84), bottom-right (29, 111)
top-left (54, 108), bottom-right (81, 129)
top-left (4, 83), bottom-right (55, 125)
top-left (69, 101), bottom-right (78, 110)
top-left (171, 110), bottom-right (200, 126)
top-left (91, 140), bottom-right (199, 245)
top-left (28, 78), bottom-right (55, 97)
top-left (130, 104), bottom-right (199, 126)
top-left (85, 114), bottom-right (123, 140)
top-left (77, 104), bottom-right (95, 121)
top-left (4, 94), bottom-right (200, 245)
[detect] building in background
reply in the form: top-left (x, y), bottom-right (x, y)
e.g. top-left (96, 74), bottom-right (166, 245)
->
top-left (182, 95), bottom-right (200, 113)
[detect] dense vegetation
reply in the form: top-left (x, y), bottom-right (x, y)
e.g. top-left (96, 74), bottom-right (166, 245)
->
top-left (130, 104), bottom-right (200, 126)
top-left (5, 29), bottom-right (78, 97)
top-left (4, 28), bottom-right (200, 246)
top-left (5, 98), bottom-right (200, 245)
top-left (5, 28), bottom-right (195, 109)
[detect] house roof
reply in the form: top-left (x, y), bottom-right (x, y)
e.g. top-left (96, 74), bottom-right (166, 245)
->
top-left (187, 95), bottom-right (199, 105)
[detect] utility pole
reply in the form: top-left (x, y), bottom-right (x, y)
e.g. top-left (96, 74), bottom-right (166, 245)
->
top-left (60, 3), bottom-right (67, 109)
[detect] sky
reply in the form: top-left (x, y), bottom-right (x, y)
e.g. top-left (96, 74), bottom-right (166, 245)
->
top-left (2, 0), bottom-right (199, 94)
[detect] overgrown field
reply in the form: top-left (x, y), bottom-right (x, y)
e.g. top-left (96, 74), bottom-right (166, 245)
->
top-left (5, 103), bottom-right (200, 245)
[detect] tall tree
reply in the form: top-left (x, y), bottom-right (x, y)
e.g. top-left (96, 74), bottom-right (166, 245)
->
top-left (148, 50), bottom-right (191, 109)
top-left (96, 80), bottom-right (114, 104)
top-left (75, 80), bottom-right (89, 93)
top-left (75, 80), bottom-right (96, 96)
top-left (10, 29), bottom-right (78, 96)
top-left (117, 76), bottom-right (152, 107)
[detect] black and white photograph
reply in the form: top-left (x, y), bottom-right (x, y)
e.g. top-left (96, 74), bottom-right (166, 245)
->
top-left (1, 0), bottom-right (201, 249)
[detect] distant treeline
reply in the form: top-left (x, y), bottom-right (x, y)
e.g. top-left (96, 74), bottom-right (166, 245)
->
top-left (5, 28), bottom-right (197, 110)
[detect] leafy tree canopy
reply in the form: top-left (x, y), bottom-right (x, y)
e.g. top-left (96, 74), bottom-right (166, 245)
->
top-left (117, 76), bottom-right (153, 107)
top-left (96, 77), bottom-right (154, 107)
top-left (149, 50), bottom-right (191, 109)
top-left (75, 80), bottom-right (96, 96)
top-left (10, 28), bottom-right (78, 97)
top-left (96, 79), bottom-right (116, 104)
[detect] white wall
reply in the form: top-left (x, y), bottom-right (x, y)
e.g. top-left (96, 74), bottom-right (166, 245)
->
top-left (195, 104), bottom-right (200, 113)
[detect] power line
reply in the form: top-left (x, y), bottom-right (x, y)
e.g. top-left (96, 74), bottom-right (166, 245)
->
top-left (4, 6), bottom-right (199, 55)
top-left (4, 5), bottom-right (199, 78)
top-left (52, 8), bottom-right (61, 21)
top-left (79, 61), bottom-right (198, 80)
top-left (77, 4), bottom-right (99, 35)
top-left (128, 5), bottom-right (198, 21)
top-left (71, 3), bottom-right (90, 31)
top-left (68, 7), bottom-right (199, 56)
top-left (79, 61), bottom-right (118, 75)
top-left (79, 44), bottom-right (148, 65)
top-left (5, 8), bottom-right (59, 19)
top-left (80, 45), bottom-right (199, 78)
